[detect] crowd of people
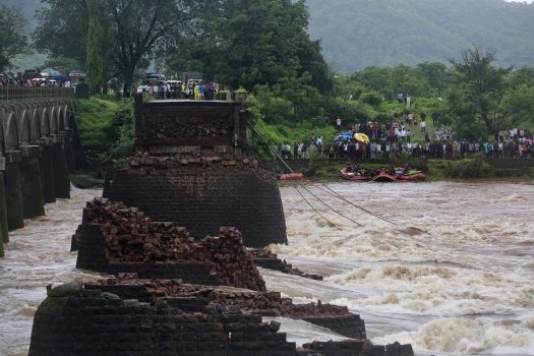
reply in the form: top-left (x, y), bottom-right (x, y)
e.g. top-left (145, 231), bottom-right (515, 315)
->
top-left (277, 116), bottom-right (534, 161)
top-left (136, 79), bottom-right (225, 100)
top-left (0, 72), bottom-right (71, 88)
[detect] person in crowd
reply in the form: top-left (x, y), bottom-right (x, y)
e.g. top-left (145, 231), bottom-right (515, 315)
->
top-left (316, 136), bottom-right (323, 154)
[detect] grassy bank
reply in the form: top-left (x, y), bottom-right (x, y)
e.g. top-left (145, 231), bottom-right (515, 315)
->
top-left (278, 157), bottom-right (534, 182)
top-left (74, 95), bottom-right (135, 177)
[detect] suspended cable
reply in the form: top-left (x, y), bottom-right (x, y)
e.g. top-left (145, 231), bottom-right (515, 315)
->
top-left (292, 185), bottom-right (342, 228)
top-left (249, 124), bottom-right (364, 226)
top-left (312, 183), bottom-right (398, 226)
top-left (247, 123), bottom-right (425, 230)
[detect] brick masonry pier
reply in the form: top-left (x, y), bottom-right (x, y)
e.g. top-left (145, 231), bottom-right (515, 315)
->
top-left (104, 157), bottom-right (287, 248)
top-left (104, 97), bottom-right (287, 247)
top-left (30, 281), bottom-right (414, 356)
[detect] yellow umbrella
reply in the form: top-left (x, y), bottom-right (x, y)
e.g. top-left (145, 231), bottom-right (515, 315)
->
top-left (354, 132), bottom-right (370, 144)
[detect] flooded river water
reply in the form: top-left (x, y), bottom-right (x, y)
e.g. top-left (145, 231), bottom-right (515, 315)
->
top-left (0, 181), bottom-right (533, 355)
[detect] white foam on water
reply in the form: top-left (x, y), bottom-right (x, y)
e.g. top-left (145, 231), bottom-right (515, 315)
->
top-left (262, 316), bottom-right (351, 347)
top-left (276, 182), bottom-right (534, 355)
top-left (325, 263), bottom-right (532, 315)
top-left (371, 313), bottom-right (534, 355)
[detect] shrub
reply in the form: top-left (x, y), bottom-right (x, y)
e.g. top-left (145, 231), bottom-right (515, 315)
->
top-left (444, 154), bottom-right (492, 179)
top-left (75, 97), bottom-right (135, 173)
top-left (359, 91), bottom-right (383, 106)
top-left (390, 155), bottom-right (429, 173)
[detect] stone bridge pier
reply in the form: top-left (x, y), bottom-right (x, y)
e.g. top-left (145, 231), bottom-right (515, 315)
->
top-left (0, 88), bottom-right (77, 256)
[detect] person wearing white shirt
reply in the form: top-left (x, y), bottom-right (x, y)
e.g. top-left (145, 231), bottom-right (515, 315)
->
top-left (420, 120), bottom-right (426, 133)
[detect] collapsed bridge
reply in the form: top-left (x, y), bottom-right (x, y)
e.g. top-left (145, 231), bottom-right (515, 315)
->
top-left (29, 94), bottom-right (414, 356)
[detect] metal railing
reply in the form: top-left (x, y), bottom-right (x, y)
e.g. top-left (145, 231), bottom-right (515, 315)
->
top-left (0, 86), bottom-right (75, 101)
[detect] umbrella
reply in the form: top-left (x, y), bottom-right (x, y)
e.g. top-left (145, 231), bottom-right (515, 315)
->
top-left (354, 132), bottom-right (370, 144)
top-left (52, 75), bottom-right (70, 81)
top-left (40, 68), bottom-right (61, 77)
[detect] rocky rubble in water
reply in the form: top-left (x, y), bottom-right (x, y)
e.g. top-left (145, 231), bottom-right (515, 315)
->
top-left (73, 198), bottom-right (266, 291)
top-left (102, 275), bottom-right (350, 318)
top-left (250, 248), bottom-right (324, 281)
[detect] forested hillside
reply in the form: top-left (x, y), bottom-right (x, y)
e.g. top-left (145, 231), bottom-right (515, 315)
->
top-left (3, 0), bottom-right (534, 73)
top-left (305, 0), bottom-right (534, 73)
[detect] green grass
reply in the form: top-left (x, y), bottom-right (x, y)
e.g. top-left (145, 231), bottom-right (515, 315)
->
top-left (309, 158), bottom-right (534, 182)
top-left (74, 96), bottom-right (134, 174)
top-left (252, 118), bottom-right (337, 145)
top-left (75, 98), bottom-right (117, 152)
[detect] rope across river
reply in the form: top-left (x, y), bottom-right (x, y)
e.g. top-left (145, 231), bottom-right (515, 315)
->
top-left (249, 125), bottom-right (402, 229)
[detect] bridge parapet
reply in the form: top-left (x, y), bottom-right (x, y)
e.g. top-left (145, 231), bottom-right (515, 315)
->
top-left (0, 86), bottom-right (74, 102)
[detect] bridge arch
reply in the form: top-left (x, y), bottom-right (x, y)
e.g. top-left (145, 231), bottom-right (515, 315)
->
top-left (67, 101), bottom-right (76, 129)
top-left (47, 104), bottom-right (59, 134)
top-left (26, 104), bottom-right (42, 142)
top-left (18, 107), bottom-right (32, 145)
top-left (1, 107), bottom-right (20, 151)
top-left (0, 106), bottom-right (8, 154)
top-left (57, 102), bottom-right (65, 132)
top-left (59, 102), bottom-right (71, 130)
top-left (38, 105), bottom-right (50, 138)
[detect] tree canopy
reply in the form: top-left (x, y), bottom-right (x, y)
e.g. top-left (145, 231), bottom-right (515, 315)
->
top-left (447, 47), bottom-right (512, 139)
top-left (85, 0), bottom-right (112, 93)
top-left (183, 0), bottom-right (331, 92)
top-left (0, 4), bottom-right (29, 72)
top-left (156, 0), bottom-right (333, 122)
top-left (34, 0), bottom-right (193, 96)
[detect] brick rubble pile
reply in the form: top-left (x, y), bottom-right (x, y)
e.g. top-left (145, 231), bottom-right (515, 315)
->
top-left (75, 198), bottom-right (266, 291)
top-left (103, 275), bottom-right (350, 318)
top-left (117, 152), bottom-right (276, 181)
top-left (250, 248), bottom-right (324, 281)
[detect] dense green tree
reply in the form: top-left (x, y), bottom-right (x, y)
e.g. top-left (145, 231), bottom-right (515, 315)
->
top-left (501, 67), bottom-right (534, 128)
top-left (346, 65), bottom-right (434, 101)
top-left (34, 0), bottom-right (194, 96)
top-left (0, 4), bottom-right (29, 72)
top-left (447, 47), bottom-right (512, 139)
top-left (34, 0), bottom-right (89, 66)
top-left (154, 34), bottom-right (203, 80)
top-left (157, 0), bottom-right (333, 123)
top-left (499, 85), bottom-right (534, 128)
top-left (186, 0), bottom-right (331, 92)
top-left (417, 62), bottom-right (450, 97)
top-left (332, 76), bottom-right (365, 102)
top-left (293, 34), bottom-right (334, 93)
top-left (389, 65), bottom-right (430, 99)
top-left (352, 67), bottom-right (392, 98)
top-left (85, 0), bottom-right (112, 93)
top-left (507, 67), bottom-right (534, 89)
top-left (106, 0), bottom-right (193, 96)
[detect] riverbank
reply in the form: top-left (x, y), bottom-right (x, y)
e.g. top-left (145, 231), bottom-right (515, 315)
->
top-left (267, 157), bottom-right (534, 182)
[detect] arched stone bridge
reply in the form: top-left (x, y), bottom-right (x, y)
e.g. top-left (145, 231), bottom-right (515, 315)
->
top-left (0, 87), bottom-right (78, 256)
